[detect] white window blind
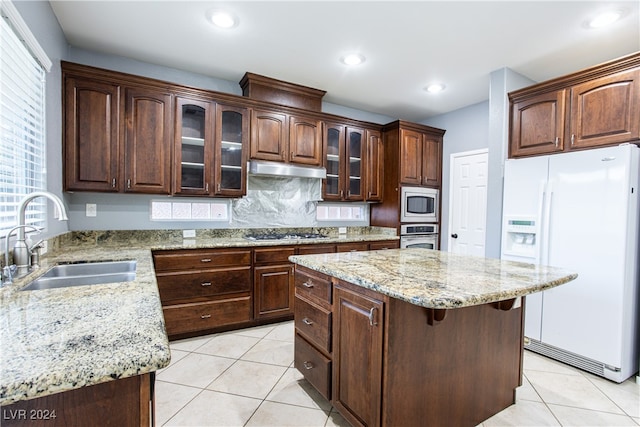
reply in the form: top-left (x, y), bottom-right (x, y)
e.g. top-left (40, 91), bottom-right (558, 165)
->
top-left (0, 3), bottom-right (48, 233)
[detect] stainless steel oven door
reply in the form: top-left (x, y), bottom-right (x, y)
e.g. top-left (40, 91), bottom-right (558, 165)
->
top-left (400, 234), bottom-right (439, 250)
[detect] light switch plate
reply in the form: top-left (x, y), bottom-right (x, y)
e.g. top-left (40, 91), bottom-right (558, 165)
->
top-left (86, 203), bottom-right (97, 217)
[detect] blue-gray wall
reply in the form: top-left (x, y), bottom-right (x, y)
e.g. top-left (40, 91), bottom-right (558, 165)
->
top-left (423, 101), bottom-right (490, 252)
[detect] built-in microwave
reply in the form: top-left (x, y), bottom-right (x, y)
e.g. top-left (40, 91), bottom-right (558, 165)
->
top-left (400, 186), bottom-right (438, 223)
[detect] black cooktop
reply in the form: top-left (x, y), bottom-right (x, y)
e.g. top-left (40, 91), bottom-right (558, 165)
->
top-left (244, 232), bottom-right (328, 241)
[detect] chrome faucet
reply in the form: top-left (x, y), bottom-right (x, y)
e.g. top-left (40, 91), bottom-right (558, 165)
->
top-left (3, 225), bottom-right (42, 285)
top-left (2, 192), bottom-right (69, 285)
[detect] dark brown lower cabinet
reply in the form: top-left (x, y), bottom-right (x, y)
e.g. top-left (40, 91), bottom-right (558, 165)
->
top-left (254, 264), bottom-right (294, 319)
top-left (332, 284), bottom-right (383, 427)
top-left (0, 374), bottom-right (153, 427)
top-left (294, 267), bottom-right (524, 427)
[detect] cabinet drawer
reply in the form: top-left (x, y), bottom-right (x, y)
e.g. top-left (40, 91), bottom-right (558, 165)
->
top-left (153, 249), bottom-right (251, 271)
top-left (295, 296), bottom-right (331, 352)
top-left (156, 267), bottom-right (251, 302)
top-left (163, 296), bottom-right (251, 336)
top-left (295, 267), bottom-right (332, 306)
top-left (294, 333), bottom-right (331, 400)
top-left (254, 247), bottom-right (296, 264)
top-left (337, 242), bottom-right (369, 252)
top-left (297, 244), bottom-right (336, 255)
top-left (368, 240), bottom-right (400, 251)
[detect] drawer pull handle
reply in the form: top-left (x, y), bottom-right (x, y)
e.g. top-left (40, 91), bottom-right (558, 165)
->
top-left (302, 318), bottom-right (313, 325)
top-left (201, 314), bottom-right (212, 319)
top-left (303, 361), bottom-right (314, 370)
top-left (303, 280), bottom-right (314, 288)
top-left (201, 282), bottom-right (212, 287)
top-left (201, 258), bottom-right (212, 263)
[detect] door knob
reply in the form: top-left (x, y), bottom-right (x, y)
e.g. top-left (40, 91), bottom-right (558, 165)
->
top-left (451, 233), bottom-right (458, 239)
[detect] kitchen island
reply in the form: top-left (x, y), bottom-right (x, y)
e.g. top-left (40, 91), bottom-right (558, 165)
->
top-left (289, 248), bottom-right (577, 427)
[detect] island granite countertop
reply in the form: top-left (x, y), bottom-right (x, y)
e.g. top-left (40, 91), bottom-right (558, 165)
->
top-left (289, 248), bottom-right (578, 309)
top-left (0, 227), bottom-right (396, 406)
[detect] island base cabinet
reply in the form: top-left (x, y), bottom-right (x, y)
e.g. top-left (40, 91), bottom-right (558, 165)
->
top-left (0, 373), bottom-right (153, 427)
top-left (299, 277), bottom-right (525, 427)
top-left (381, 297), bottom-right (523, 427)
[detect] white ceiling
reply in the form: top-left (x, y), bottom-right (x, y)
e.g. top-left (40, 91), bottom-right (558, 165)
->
top-left (49, 1), bottom-right (640, 122)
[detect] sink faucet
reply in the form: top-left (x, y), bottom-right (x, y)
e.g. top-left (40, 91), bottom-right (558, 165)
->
top-left (3, 192), bottom-right (69, 283)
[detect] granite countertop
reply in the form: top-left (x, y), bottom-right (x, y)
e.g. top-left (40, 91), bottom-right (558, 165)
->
top-left (289, 248), bottom-right (578, 309)
top-left (0, 227), bottom-right (396, 405)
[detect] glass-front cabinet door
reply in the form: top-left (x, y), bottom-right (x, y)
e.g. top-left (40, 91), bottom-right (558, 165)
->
top-left (323, 122), bottom-right (345, 200)
top-left (215, 104), bottom-right (248, 197)
top-left (174, 97), bottom-right (213, 195)
top-left (345, 127), bottom-right (364, 201)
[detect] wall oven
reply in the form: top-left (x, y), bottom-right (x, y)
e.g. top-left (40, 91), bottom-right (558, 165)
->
top-left (401, 187), bottom-right (438, 223)
top-left (400, 224), bottom-right (439, 250)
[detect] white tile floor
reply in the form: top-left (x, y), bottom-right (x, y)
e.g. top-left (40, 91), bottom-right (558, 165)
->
top-left (156, 320), bottom-right (640, 426)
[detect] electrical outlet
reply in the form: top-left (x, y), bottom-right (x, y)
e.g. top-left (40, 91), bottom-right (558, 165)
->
top-left (339, 227), bottom-right (347, 234)
top-left (183, 229), bottom-right (196, 238)
top-left (86, 203), bottom-right (97, 217)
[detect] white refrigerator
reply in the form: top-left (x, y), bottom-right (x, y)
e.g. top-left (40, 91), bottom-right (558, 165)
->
top-left (501, 144), bottom-right (640, 383)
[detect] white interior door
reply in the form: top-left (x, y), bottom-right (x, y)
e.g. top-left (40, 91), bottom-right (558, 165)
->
top-left (449, 149), bottom-right (488, 256)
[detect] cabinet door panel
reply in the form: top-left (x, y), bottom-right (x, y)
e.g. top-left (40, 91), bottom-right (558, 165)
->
top-left (250, 109), bottom-right (287, 162)
top-left (323, 122), bottom-right (346, 200)
top-left (215, 104), bottom-right (249, 196)
top-left (289, 115), bottom-right (323, 165)
top-left (365, 129), bottom-right (383, 201)
top-left (422, 137), bottom-right (442, 187)
top-left (333, 285), bottom-right (383, 427)
top-left (570, 69), bottom-right (640, 149)
top-left (174, 97), bottom-right (214, 195)
top-left (64, 77), bottom-right (120, 192)
top-left (399, 129), bottom-right (423, 185)
top-left (254, 264), bottom-right (294, 319)
top-left (346, 127), bottom-right (364, 200)
top-left (124, 87), bottom-right (172, 194)
top-left (510, 90), bottom-right (566, 157)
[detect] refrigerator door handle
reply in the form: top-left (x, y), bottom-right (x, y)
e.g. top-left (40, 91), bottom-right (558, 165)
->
top-left (541, 181), bottom-right (554, 265)
top-left (537, 182), bottom-right (546, 264)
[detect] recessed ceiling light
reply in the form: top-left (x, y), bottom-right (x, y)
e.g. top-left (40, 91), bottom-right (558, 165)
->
top-left (341, 54), bottom-right (365, 66)
top-left (425, 83), bottom-right (446, 94)
top-left (588, 10), bottom-right (622, 28)
top-left (207, 9), bottom-right (238, 29)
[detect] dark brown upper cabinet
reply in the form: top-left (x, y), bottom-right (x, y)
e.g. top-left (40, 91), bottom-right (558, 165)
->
top-left (250, 108), bottom-right (322, 166)
top-left (509, 53), bottom-right (640, 158)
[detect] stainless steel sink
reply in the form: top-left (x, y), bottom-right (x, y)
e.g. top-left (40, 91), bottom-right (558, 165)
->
top-left (20, 260), bottom-right (136, 291)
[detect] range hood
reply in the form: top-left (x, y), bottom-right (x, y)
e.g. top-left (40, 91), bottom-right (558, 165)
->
top-left (249, 160), bottom-right (326, 179)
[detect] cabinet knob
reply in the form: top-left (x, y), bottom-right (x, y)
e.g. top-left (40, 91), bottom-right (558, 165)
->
top-left (302, 280), bottom-right (314, 288)
top-left (571, 134), bottom-right (575, 146)
top-left (127, 179), bottom-right (131, 189)
top-left (303, 361), bottom-right (314, 370)
top-left (555, 137), bottom-right (560, 147)
top-left (451, 233), bottom-right (458, 239)
top-left (111, 178), bottom-right (116, 188)
top-left (201, 282), bottom-right (212, 287)
top-left (201, 258), bottom-right (212, 263)
top-left (205, 183), bottom-right (209, 192)
top-left (302, 317), bottom-right (313, 325)
top-left (201, 314), bottom-right (212, 319)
